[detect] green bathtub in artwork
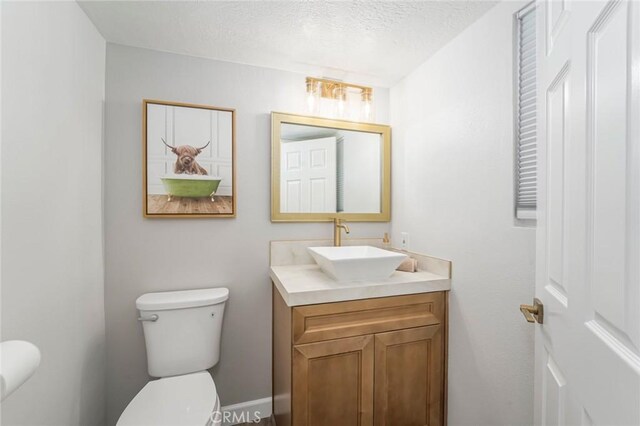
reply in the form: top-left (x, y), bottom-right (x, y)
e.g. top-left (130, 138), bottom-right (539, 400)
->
top-left (160, 175), bottom-right (222, 201)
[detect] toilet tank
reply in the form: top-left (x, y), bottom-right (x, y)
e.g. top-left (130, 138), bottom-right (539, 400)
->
top-left (136, 288), bottom-right (229, 378)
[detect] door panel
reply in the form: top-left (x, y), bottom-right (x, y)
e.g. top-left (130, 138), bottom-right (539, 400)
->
top-left (545, 62), bottom-right (569, 306)
top-left (582, 3), bottom-right (640, 409)
top-left (280, 137), bottom-right (337, 213)
top-left (373, 326), bottom-right (443, 426)
top-left (293, 335), bottom-right (374, 426)
top-left (586, 0), bottom-right (640, 351)
top-left (546, 0), bottom-right (570, 55)
top-left (535, 1), bottom-right (640, 425)
top-left (542, 352), bottom-right (567, 426)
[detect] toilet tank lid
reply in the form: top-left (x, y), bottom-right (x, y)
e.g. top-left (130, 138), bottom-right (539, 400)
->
top-left (136, 288), bottom-right (229, 311)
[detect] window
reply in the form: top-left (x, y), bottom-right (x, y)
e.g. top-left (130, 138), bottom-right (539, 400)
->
top-left (515, 2), bottom-right (537, 220)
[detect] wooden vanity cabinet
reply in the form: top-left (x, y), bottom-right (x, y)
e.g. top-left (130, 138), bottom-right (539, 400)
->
top-left (293, 335), bottom-right (375, 426)
top-left (273, 287), bottom-right (448, 426)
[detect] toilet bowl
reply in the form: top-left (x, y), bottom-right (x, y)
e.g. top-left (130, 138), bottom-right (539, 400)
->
top-left (117, 371), bottom-right (220, 426)
top-left (116, 288), bottom-right (229, 426)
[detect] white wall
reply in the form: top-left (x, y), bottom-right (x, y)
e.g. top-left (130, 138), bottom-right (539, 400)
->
top-left (104, 44), bottom-right (389, 425)
top-left (1, 2), bottom-right (106, 425)
top-left (390, 2), bottom-right (536, 425)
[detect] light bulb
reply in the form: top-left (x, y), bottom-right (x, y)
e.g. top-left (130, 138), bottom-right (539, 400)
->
top-left (363, 100), bottom-right (371, 121)
top-left (307, 92), bottom-right (315, 113)
top-left (361, 88), bottom-right (373, 121)
top-left (337, 98), bottom-right (345, 116)
top-left (305, 78), bottom-right (317, 114)
top-left (336, 84), bottom-right (346, 118)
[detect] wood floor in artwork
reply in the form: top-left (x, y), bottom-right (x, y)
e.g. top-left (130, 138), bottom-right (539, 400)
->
top-left (147, 195), bottom-right (233, 215)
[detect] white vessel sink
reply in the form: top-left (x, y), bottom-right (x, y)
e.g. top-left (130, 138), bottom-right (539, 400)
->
top-left (307, 246), bottom-right (408, 281)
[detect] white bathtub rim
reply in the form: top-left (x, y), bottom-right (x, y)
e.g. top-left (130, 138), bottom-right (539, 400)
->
top-left (161, 174), bottom-right (222, 181)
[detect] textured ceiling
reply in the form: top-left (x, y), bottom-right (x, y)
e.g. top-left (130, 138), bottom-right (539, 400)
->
top-left (79, 1), bottom-right (498, 87)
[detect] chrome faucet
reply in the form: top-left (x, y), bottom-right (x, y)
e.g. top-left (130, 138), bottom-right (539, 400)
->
top-left (333, 218), bottom-right (350, 246)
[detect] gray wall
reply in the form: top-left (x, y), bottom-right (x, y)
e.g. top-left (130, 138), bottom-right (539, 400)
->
top-left (104, 44), bottom-right (389, 425)
top-left (1, 2), bottom-right (106, 425)
top-left (390, 2), bottom-right (536, 425)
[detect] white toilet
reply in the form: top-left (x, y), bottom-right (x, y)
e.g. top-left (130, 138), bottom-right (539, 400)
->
top-left (117, 287), bottom-right (229, 426)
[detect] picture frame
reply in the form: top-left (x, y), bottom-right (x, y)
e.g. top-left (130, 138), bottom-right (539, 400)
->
top-left (142, 99), bottom-right (236, 218)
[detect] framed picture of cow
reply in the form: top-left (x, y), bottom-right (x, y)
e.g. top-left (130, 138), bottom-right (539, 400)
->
top-left (143, 99), bottom-right (236, 218)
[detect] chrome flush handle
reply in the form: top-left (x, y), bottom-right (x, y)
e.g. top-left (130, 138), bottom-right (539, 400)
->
top-left (138, 314), bottom-right (159, 322)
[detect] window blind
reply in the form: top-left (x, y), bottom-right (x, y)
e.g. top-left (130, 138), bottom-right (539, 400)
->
top-left (516, 3), bottom-right (537, 220)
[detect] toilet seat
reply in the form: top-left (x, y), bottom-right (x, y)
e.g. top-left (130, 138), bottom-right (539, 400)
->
top-left (116, 371), bottom-right (220, 426)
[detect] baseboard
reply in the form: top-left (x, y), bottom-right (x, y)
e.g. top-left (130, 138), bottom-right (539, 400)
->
top-left (221, 397), bottom-right (272, 425)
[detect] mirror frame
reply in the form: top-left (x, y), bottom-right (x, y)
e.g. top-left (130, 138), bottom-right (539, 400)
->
top-left (271, 112), bottom-right (391, 222)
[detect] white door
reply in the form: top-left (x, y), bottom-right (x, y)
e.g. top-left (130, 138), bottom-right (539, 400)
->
top-left (280, 137), bottom-right (337, 213)
top-left (530, 0), bottom-right (640, 425)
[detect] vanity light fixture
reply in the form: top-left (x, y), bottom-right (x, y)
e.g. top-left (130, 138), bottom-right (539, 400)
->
top-left (335, 84), bottom-right (346, 118)
top-left (361, 88), bottom-right (373, 121)
top-left (305, 78), bottom-right (317, 113)
top-left (305, 77), bottom-right (374, 121)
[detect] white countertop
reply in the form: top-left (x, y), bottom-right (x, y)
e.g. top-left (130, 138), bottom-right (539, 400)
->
top-left (270, 264), bottom-right (451, 307)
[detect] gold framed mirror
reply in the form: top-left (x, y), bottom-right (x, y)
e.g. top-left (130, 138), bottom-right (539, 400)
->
top-left (271, 112), bottom-right (390, 222)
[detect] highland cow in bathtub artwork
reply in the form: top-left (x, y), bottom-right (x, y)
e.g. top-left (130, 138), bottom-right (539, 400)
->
top-left (143, 100), bottom-right (236, 217)
top-left (161, 137), bottom-right (210, 176)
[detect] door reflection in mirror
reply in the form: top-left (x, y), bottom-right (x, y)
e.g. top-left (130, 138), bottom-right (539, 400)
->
top-left (280, 123), bottom-right (381, 214)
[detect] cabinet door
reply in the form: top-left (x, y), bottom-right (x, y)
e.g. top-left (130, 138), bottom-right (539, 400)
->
top-left (374, 325), bottom-right (443, 426)
top-left (293, 335), bottom-right (374, 426)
